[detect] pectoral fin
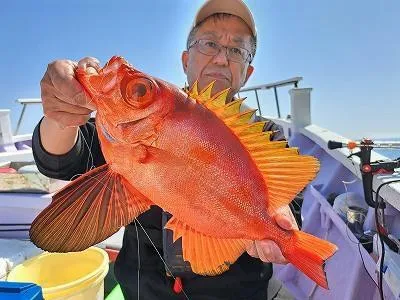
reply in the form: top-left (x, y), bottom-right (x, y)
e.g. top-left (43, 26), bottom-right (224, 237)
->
top-left (30, 164), bottom-right (152, 252)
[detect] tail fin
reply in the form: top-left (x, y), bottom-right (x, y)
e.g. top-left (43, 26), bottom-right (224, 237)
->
top-left (284, 230), bottom-right (337, 289)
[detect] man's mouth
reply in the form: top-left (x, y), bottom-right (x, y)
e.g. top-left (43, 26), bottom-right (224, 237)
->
top-left (205, 73), bottom-right (229, 81)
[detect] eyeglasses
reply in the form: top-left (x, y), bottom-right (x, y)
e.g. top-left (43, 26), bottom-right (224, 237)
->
top-left (188, 39), bottom-right (252, 64)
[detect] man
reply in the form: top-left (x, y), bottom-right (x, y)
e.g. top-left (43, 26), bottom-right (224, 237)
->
top-left (33, 0), bottom-right (296, 299)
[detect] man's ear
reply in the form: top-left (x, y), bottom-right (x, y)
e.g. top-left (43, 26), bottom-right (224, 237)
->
top-left (182, 51), bottom-right (189, 74)
top-left (243, 64), bottom-right (254, 86)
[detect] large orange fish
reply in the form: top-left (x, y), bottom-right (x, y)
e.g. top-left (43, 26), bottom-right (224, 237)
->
top-left (30, 56), bottom-right (337, 288)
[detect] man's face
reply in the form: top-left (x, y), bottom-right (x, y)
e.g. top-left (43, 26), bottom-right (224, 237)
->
top-left (182, 15), bottom-right (254, 102)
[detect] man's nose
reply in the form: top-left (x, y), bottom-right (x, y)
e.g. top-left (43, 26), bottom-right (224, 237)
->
top-left (212, 48), bottom-right (229, 66)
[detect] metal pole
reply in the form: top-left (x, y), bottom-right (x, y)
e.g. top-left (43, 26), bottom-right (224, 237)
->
top-left (254, 89), bottom-right (262, 116)
top-left (14, 104), bottom-right (27, 135)
top-left (273, 87), bottom-right (281, 118)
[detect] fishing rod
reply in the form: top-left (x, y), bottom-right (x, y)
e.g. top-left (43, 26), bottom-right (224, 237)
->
top-left (328, 138), bottom-right (400, 208)
top-left (329, 138), bottom-right (400, 299)
top-left (328, 139), bottom-right (400, 150)
top-left (328, 138), bottom-right (400, 251)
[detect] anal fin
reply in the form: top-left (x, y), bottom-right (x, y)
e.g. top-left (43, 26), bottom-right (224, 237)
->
top-left (165, 217), bottom-right (251, 276)
top-left (30, 164), bottom-right (152, 252)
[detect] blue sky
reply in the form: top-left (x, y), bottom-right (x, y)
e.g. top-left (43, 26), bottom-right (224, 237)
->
top-left (1, 0), bottom-right (399, 139)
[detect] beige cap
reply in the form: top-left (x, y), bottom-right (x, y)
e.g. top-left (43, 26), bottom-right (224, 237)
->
top-left (193, 0), bottom-right (257, 37)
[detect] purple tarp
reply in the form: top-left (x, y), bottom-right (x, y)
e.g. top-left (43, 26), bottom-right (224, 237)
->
top-left (274, 133), bottom-right (397, 299)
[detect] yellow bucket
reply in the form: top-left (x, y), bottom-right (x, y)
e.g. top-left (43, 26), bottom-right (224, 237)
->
top-left (7, 247), bottom-right (109, 300)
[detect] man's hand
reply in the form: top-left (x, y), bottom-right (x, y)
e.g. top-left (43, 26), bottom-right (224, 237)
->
top-left (246, 206), bottom-right (298, 264)
top-left (40, 57), bottom-right (99, 128)
top-left (39, 57), bottom-right (100, 155)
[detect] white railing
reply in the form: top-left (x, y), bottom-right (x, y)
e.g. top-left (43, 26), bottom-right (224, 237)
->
top-left (238, 77), bottom-right (302, 118)
top-left (14, 98), bottom-right (42, 135)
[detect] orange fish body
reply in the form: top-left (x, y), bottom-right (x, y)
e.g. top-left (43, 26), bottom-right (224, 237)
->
top-left (30, 56), bottom-right (337, 288)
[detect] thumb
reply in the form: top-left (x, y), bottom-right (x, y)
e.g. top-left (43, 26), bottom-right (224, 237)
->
top-left (274, 213), bottom-right (293, 231)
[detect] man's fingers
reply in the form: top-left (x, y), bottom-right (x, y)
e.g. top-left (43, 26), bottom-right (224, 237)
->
top-left (274, 206), bottom-right (298, 230)
top-left (255, 241), bottom-right (271, 262)
top-left (274, 214), bottom-right (293, 231)
top-left (45, 111), bottom-right (91, 128)
top-left (247, 240), bottom-right (289, 264)
top-left (46, 60), bottom-right (81, 99)
top-left (246, 242), bottom-right (258, 258)
top-left (257, 240), bottom-right (288, 264)
top-left (78, 57), bottom-right (100, 71)
top-left (45, 60), bottom-right (95, 109)
top-left (42, 95), bottom-right (93, 116)
top-left (69, 90), bottom-right (96, 110)
top-left (78, 57), bottom-right (101, 75)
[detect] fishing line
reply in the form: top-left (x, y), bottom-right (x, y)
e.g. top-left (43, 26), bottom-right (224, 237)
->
top-left (62, 162), bottom-right (191, 298)
top-left (78, 126), bottom-right (96, 172)
top-left (357, 234), bottom-right (378, 288)
top-left (340, 179), bottom-right (379, 288)
top-left (66, 169), bottom-right (109, 186)
top-left (86, 125), bottom-right (96, 171)
top-left (133, 219), bottom-right (141, 300)
top-left (135, 218), bottom-right (191, 300)
top-left (343, 212), bottom-right (378, 288)
top-left (374, 179), bottom-right (400, 300)
top-left (69, 77), bottom-right (190, 298)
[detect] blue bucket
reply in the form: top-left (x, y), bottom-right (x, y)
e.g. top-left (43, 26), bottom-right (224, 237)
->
top-left (0, 281), bottom-right (43, 299)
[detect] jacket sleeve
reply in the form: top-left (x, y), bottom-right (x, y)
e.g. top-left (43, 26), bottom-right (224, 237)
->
top-left (32, 117), bottom-right (106, 181)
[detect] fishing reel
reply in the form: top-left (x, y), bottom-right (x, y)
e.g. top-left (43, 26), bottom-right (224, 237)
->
top-left (328, 138), bottom-right (400, 208)
top-left (328, 138), bottom-right (400, 253)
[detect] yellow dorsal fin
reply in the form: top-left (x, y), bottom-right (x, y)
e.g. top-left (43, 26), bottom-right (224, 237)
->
top-left (217, 98), bottom-right (246, 118)
top-left (205, 88), bottom-right (230, 109)
top-left (197, 81), bottom-right (215, 103)
top-left (240, 131), bottom-right (272, 142)
top-left (189, 81), bottom-right (199, 98)
top-left (224, 109), bottom-right (257, 127)
top-left (234, 122), bottom-right (266, 136)
top-left (241, 133), bottom-right (274, 150)
top-left (188, 83), bottom-right (320, 215)
top-left (246, 141), bottom-right (287, 152)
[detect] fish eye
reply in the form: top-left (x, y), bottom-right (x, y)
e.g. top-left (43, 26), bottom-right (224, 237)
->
top-left (121, 76), bottom-right (154, 108)
top-left (132, 83), bottom-right (147, 97)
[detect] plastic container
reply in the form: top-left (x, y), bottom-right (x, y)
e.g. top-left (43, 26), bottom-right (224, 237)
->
top-left (0, 281), bottom-right (43, 299)
top-left (332, 191), bottom-right (368, 223)
top-left (7, 247), bottom-right (109, 300)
